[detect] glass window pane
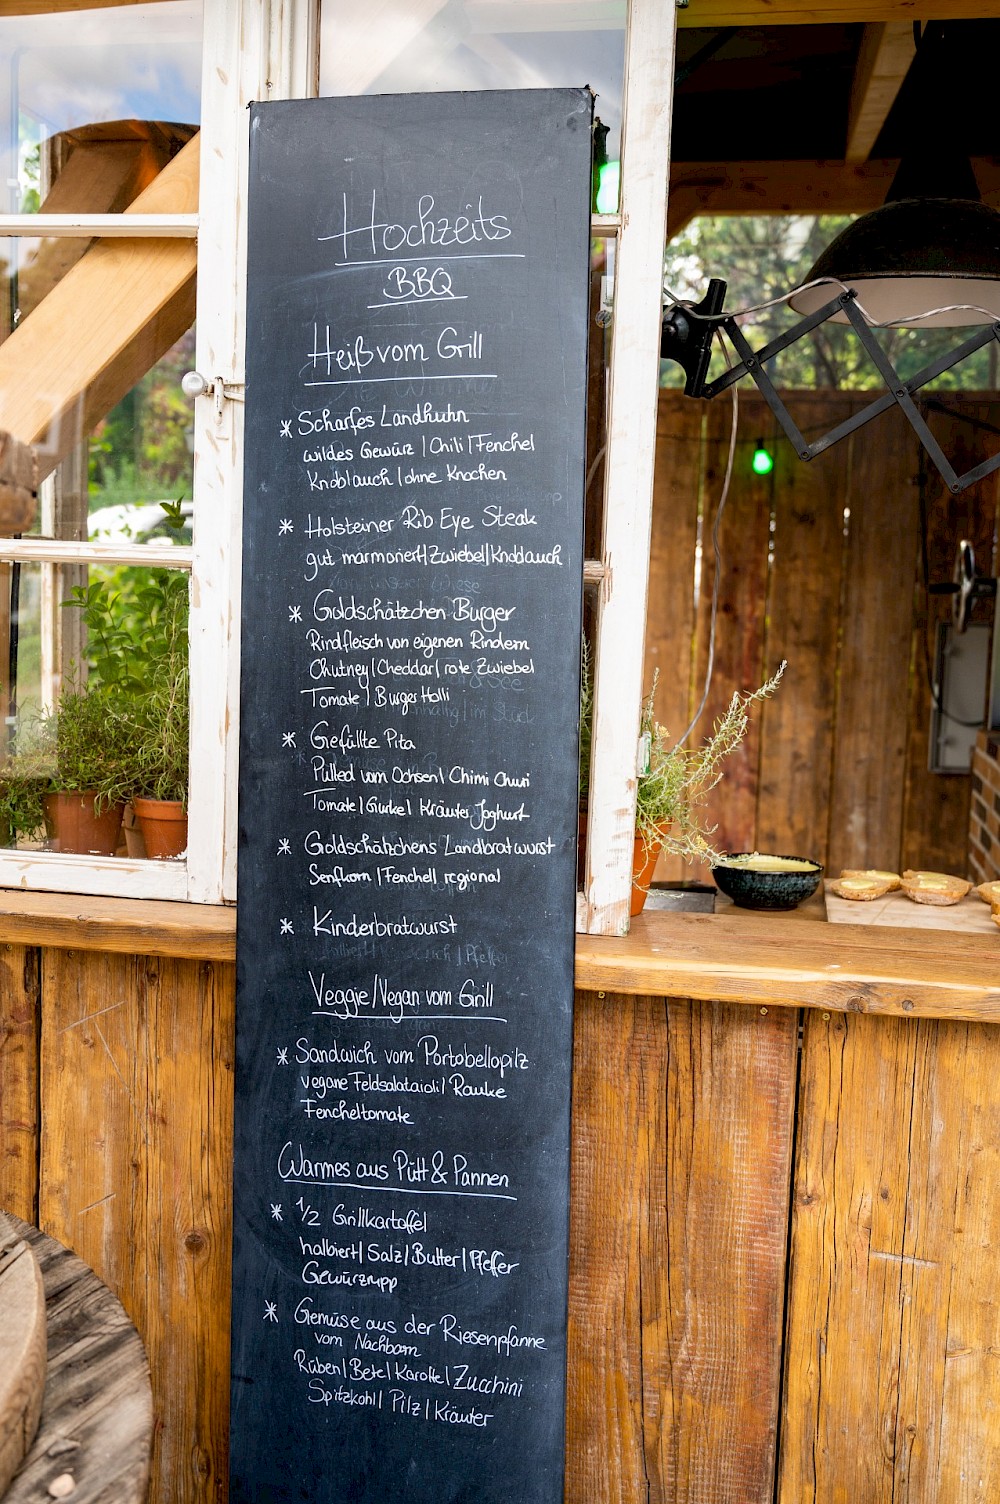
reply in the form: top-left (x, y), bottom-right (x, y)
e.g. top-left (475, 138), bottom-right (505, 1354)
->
top-left (0, 562), bottom-right (189, 856)
top-left (320, 0), bottom-right (625, 194)
top-left (0, 3), bottom-right (202, 343)
top-left (86, 327), bottom-right (196, 544)
top-left (0, 1), bottom-right (201, 183)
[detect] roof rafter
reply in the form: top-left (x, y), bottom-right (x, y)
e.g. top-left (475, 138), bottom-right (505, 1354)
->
top-left (677, 2), bottom-right (998, 24)
top-left (666, 156), bottom-right (1000, 238)
top-left (845, 22), bottom-right (916, 163)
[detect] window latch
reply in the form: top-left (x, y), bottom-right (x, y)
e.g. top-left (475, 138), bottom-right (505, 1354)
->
top-left (181, 370), bottom-right (246, 420)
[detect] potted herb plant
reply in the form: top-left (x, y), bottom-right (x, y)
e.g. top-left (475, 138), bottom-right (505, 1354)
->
top-left (579, 648), bottom-right (784, 914)
top-left (126, 582), bottom-right (189, 859)
top-left (62, 538), bottom-right (190, 861)
top-left (0, 729), bottom-right (49, 849)
top-left (41, 682), bottom-right (138, 855)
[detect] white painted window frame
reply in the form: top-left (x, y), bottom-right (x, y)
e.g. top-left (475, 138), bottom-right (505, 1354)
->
top-left (578, 0), bottom-right (677, 934)
top-left (0, 0), bottom-right (670, 918)
top-left (0, 0), bottom-right (317, 903)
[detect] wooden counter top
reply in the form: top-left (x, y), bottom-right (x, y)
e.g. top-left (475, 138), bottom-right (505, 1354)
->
top-left (0, 889), bottom-right (996, 1022)
top-left (0, 890), bottom-right (237, 961)
top-left (576, 901), bottom-right (1000, 1022)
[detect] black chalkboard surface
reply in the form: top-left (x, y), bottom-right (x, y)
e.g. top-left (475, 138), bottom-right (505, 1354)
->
top-left (231, 89), bottom-right (592, 1503)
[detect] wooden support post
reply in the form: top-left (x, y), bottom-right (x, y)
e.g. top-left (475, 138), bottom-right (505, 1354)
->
top-left (580, 0), bottom-right (678, 935)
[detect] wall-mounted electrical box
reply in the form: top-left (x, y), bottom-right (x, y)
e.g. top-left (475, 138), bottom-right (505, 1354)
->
top-left (929, 621), bottom-right (990, 773)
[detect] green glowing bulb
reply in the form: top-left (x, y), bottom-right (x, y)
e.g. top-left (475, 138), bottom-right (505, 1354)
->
top-left (596, 160), bottom-right (620, 215)
top-left (752, 444), bottom-right (774, 476)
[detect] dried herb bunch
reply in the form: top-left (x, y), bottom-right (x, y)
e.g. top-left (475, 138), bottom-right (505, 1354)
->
top-left (580, 642), bottom-right (784, 865)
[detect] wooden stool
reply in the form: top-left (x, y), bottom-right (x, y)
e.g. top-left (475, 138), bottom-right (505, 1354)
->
top-left (0, 1214), bottom-right (152, 1503)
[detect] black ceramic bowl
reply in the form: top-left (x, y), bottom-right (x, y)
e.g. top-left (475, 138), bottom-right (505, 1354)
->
top-left (712, 853), bottom-right (823, 911)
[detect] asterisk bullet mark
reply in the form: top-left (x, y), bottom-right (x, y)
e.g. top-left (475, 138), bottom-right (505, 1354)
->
top-left (280, 918), bottom-right (294, 935)
top-left (270, 1203), bottom-right (283, 1222)
top-left (277, 838), bottom-right (291, 855)
top-left (282, 731), bottom-right (296, 748)
top-left (276, 1047), bottom-right (289, 1065)
top-left (279, 518), bottom-right (293, 535)
top-left (264, 1301), bottom-right (278, 1322)
top-left (280, 420), bottom-right (292, 438)
top-left (288, 605), bottom-right (302, 623)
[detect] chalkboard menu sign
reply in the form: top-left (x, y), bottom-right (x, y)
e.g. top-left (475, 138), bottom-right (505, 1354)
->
top-left (231, 89), bottom-right (592, 1503)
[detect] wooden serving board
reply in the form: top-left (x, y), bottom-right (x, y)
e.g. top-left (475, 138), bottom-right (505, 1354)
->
top-left (825, 887), bottom-right (998, 935)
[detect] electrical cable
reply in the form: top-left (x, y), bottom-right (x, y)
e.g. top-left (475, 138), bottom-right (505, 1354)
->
top-left (672, 331), bottom-right (739, 749)
top-left (584, 443), bottom-right (606, 498)
top-left (663, 274), bottom-right (1000, 332)
top-left (661, 272), bottom-right (996, 741)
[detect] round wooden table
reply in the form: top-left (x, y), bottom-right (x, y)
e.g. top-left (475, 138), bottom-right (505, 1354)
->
top-left (0, 1213), bottom-right (152, 1503)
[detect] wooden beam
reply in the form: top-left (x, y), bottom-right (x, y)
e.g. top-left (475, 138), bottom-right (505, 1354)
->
top-left (845, 22), bottom-right (916, 163)
top-left (0, 134), bottom-right (199, 480)
top-left (18, 125), bottom-right (183, 319)
top-left (677, 2), bottom-right (1000, 23)
top-left (666, 156), bottom-right (1000, 238)
top-left (10, 0), bottom-right (992, 12)
top-left (0, 0), bottom-right (175, 10)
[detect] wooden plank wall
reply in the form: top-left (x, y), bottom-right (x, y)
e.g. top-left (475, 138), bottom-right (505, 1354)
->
top-left (4, 951), bottom-right (1000, 1500)
top-left (0, 949), bottom-right (234, 1504)
top-left (647, 390), bottom-right (1000, 883)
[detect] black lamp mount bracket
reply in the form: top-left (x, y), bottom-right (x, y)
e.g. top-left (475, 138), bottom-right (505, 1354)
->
top-left (660, 278), bottom-right (1000, 496)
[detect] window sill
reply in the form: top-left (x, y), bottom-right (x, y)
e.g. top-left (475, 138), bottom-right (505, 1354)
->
top-left (0, 889), bottom-right (236, 961)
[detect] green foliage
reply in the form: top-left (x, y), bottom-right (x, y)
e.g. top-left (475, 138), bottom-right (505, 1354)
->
top-left (0, 681), bottom-right (143, 837)
top-left (580, 647), bottom-right (785, 865)
top-left (0, 556), bottom-right (191, 839)
top-left (663, 214), bottom-right (994, 393)
top-left (62, 567), bottom-right (190, 807)
top-left (19, 139), bottom-right (40, 216)
top-left (635, 665), bottom-right (784, 863)
top-left (63, 567), bottom-right (189, 695)
top-left (45, 683), bottom-right (140, 811)
top-left (89, 330), bottom-right (195, 501)
top-left (0, 719), bottom-right (48, 846)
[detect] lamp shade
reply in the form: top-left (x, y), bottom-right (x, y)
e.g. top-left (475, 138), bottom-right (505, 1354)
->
top-left (790, 196), bottom-right (1000, 327)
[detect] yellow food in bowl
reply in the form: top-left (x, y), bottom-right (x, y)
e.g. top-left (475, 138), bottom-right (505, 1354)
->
top-left (716, 852), bottom-right (819, 873)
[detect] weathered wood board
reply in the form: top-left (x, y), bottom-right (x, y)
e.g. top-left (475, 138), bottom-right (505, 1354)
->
top-left (3, 928), bottom-right (1000, 1504)
top-left (2, 1214), bottom-right (151, 1504)
top-left (0, 948), bottom-right (40, 1226)
top-left (826, 890), bottom-right (998, 934)
top-left (644, 390), bottom-right (1000, 881)
top-left (566, 991), bottom-right (798, 1504)
top-left (0, 1217), bottom-right (46, 1497)
top-left (38, 950), bottom-right (234, 1504)
top-left (781, 1010), bottom-right (1000, 1503)
top-left (827, 407), bottom-right (919, 873)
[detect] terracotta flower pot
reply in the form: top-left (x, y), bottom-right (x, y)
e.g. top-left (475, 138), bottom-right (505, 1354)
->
top-left (122, 802), bottom-right (147, 859)
top-left (132, 797), bottom-right (188, 860)
top-left (44, 792), bottom-right (125, 856)
top-left (578, 811), bottom-right (666, 916)
top-left (630, 832), bottom-right (663, 916)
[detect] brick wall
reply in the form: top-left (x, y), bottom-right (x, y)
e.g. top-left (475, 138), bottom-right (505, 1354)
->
top-left (970, 732), bottom-right (1000, 883)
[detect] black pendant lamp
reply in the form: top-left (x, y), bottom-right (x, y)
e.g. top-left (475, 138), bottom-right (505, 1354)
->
top-left (790, 150), bottom-right (1000, 328)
